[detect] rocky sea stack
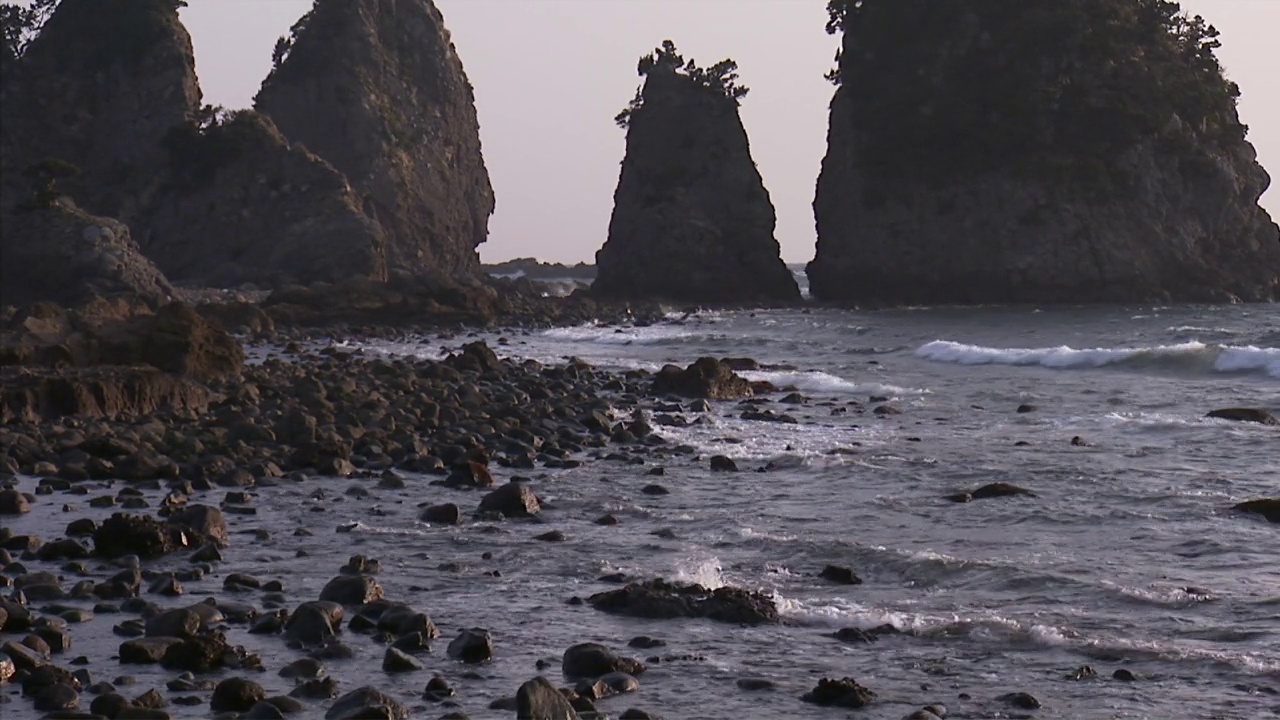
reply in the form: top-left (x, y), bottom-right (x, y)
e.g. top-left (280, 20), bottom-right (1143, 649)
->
top-left (593, 42), bottom-right (799, 305)
top-left (809, 0), bottom-right (1280, 305)
top-left (256, 0), bottom-right (495, 278)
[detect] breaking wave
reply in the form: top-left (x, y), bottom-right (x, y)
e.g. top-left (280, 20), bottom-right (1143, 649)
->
top-left (915, 340), bottom-right (1279, 379)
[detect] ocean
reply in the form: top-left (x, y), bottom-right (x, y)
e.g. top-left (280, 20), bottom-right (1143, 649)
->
top-left (6, 301), bottom-right (1278, 719)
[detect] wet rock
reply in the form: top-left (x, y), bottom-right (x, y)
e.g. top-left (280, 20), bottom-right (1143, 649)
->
top-left (169, 504), bottom-right (229, 548)
top-left (477, 481), bottom-right (540, 518)
top-left (211, 677), bottom-right (267, 712)
top-left (818, 565), bottom-right (862, 585)
top-left (444, 461), bottom-right (494, 489)
top-left (587, 578), bottom-right (778, 625)
top-left (640, 484), bottom-right (669, 496)
top-left (382, 647), bottom-right (423, 673)
top-left (562, 642), bottom-right (646, 679)
top-left (577, 671), bottom-right (640, 700)
top-left (145, 608), bottom-right (201, 639)
top-left (244, 701), bottom-right (288, 719)
top-left (801, 677), bottom-right (876, 708)
top-left (291, 676), bottom-right (339, 700)
top-left (1206, 408), bottom-right (1278, 425)
top-left (422, 675), bottom-right (454, 701)
top-left (279, 658), bottom-right (325, 680)
top-left (946, 482), bottom-right (1035, 503)
top-left (515, 676), bottom-right (580, 720)
top-left (319, 574), bottom-right (384, 606)
top-left (1113, 668), bottom-right (1138, 681)
top-left (419, 503), bottom-right (462, 525)
top-left (446, 628), bottom-right (493, 664)
top-left (534, 530), bottom-right (565, 542)
top-left (998, 692), bottom-right (1042, 709)
top-left (709, 455), bottom-right (738, 472)
top-left (0, 488), bottom-right (30, 514)
top-left (1231, 498), bottom-right (1280, 523)
top-left (325, 686), bottom-right (408, 720)
top-left (33, 681), bottom-right (80, 711)
top-left (118, 637), bottom-right (183, 664)
top-left (1067, 666), bottom-right (1097, 680)
top-left (627, 636), bottom-right (665, 649)
top-left (93, 514), bottom-right (174, 559)
top-left (652, 358), bottom-right (752, 400)
top-left (736, 678), bottom-right (776, 691)
top-left (158, 633), bottom-right (230, 672)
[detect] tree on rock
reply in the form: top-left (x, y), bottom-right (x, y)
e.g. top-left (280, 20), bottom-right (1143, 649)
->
top-left (616, 40), bottom-right (748, 128)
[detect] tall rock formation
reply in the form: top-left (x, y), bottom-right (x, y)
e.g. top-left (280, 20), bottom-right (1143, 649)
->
top-left (0, 0), bottom-right (390, 288)
top-left (0, 0), bottom-right (200, 222)
top-left (255, 0), bottom-right (495, 278)
top-left (593, 43), bottom-right (799, 304)
top-left (809, 0), bottom-right (1280, 304)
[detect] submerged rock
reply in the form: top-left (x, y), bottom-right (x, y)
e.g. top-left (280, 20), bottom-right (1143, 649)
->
top-left (255, 0), bottom-right (494, 278)
top-left (1206, 408), bottom-right (1279, 425)
top-left (593, 42), bottom-right (798, 304)
top-left (562, 642), bottom-right (646, 680)
top-left (1231, 498), bottom-right (1280, 523)
top-left (809, 1), bottom-right (1280, 304)
top-left (587, 578), bottom-right (778, 625)
top-left (946, 482), bottom-right (1035, 503)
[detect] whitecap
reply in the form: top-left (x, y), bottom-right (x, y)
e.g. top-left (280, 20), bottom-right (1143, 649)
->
top-left (915, 340), bottom-right (1279, 379)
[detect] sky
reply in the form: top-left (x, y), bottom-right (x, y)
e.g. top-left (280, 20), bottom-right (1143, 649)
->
top-left (177, 0), bottom-right (1279, 264)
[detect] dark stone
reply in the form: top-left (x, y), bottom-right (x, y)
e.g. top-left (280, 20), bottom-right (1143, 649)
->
top-left (446, 628), bottom-right (493, 664)
top-left (1207, 408), bottom-right (1278, 425)
top-left (946, 482), bottom-right (1035, 502)
top-left (324, 686), bottom-right (409, 720)
top-left (211, 677), bottom-right (266, 713)
top-left (998, 692), bottom-right (1042, 709)
top-left (709, 455), bottom-right (738, 472)
top-left (800, 677), bottom-right (875, 708)
top-left (382, 647), bottom-right (423, 673)
top-left (515, 676), bottom-right (579, 720)
top-left (562, 642), bottom-right (646, 680)
top-left (818, 565), bottom-right (862, 585)
top-left (587, 578), bottom-right (778, 625)
top-left (652, 358), bottom-right (753, 400)
top-left (477, 481), bottom-right (540, 517)
top-left (319, 574), bottom-right (383, 605)
top-left (419, 503), bottom-right (461, 525)
top-left (1232, 498), bottom-right (1280, 523)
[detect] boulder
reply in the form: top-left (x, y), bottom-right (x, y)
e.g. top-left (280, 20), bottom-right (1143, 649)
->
top-left (946, 482), bottom-right (1035, 503)
top-left (562, 643), bottom-right (645, 679)
top-left (325, 686), bottom-right (409, 720)
top-left (651, 357), bottom-right (753, 400)
top-left (800, 677), bottom-right (875, 708)
top-left (592, 43), bottom-right (798, 304)
top-left (0, 201), bottom-right (172, 308)
top-left (0, 488), bottom-right (30, 514)
top-left (587, 578), bottom-right (778, 625)
top-left (477, 481), bottom-right (540, 517)
top-left (809, 2), bottom-right (1280, 304)
top-left (319, 575), bottom-right (384, 606)
top-left (1207, 408), bottom-right (1279, 425)
top-left (446, 627), bottom-right (493, 664)
top-left (1232, 498), bottom-right (1280, 523)
top-left (255, 0), bottom-right (494, 278)
top-left (211, 677), bottom-right (267, 713)
top-left (516, 676), bottom-right (581, 720)
top-left (419, 503), bottom-right (462, 525)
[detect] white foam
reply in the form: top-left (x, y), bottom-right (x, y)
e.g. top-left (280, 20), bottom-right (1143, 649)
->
top-left (916, 340), bottom-right (1280, 378)
top-left (673, 555), bottom-right (726, 590)
top-left (738, 369), bottom-right (930, 397)
top-left (541, 322), bottom-right (707, 346)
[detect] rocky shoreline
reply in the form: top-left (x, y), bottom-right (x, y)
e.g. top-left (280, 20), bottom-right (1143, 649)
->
top-left (2, 308), bottom-right (1278, 718)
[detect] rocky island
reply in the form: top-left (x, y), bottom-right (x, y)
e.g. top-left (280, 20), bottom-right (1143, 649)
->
top-left (592, 41), bottom-right (799, 305)
top-left (809, 0), bottom-right (1280, 304)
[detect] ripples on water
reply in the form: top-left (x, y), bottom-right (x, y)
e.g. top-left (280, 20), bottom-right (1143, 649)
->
top-left (11, 303), bottom-right (1278, 719)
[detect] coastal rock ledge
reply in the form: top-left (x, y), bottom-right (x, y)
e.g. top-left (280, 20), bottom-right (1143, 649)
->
top-left (809, 0), bottom-right (1280, 305)
top-left (592, 43), bottom-right (799, 305)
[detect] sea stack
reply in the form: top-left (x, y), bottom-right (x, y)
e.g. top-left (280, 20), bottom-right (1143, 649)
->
top-left (809, 0), bottom-right (1280, 304)
top-left (255, 0), bottom-right (495, 278)
top-left (592, 41), bottom-right (800, 304)
top-left (0, 0), bottom-right (200, 222)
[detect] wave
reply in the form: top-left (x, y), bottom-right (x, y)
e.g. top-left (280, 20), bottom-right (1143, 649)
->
top-left (541, 322), bottom-right (712, 345)
top-left (915, 340), bottom-right (1280, 379)
top-left (738, 369), bottom-right (930, 397)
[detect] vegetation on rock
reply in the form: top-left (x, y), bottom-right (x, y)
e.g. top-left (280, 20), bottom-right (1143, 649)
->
top-left (615, 40), bottom-right (748, 128)
top-left (822, 0), bottom-right (1246, 181)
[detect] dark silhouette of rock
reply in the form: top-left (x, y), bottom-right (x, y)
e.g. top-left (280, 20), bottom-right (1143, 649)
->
top-left (256, 0), bottom-right (494, 278)
top-left (1206, 408), bottom-right (1278, 425)
top-left (325, 686), bottom-right (409, 720)
top-left (1232, 498), bottom-right (1280, 523)
top-left (800, 677), bottom-right (875, 708)
top-left (587, 578), bottom-right (778, 625)
top-left (0, 200), bottom-right (172, 308)
top-left (0, 0), bottom-right (200, 221)
top-left (562, 643), bottom-right (646, 680)
top-left (946, 482), bottom-right (1036, 503)
top-left (652, 357), bottom-right (753, 400)
top-left (142, 111), bottom-right (388, 286)
top-left (810, 1), bottom-right (1280, 304)
top-left (593, 43), bottom-right (798, 304)
top-left (516, 676), bottom-right (580, 720)
top-left (0, 366), bottom-right (212, 425)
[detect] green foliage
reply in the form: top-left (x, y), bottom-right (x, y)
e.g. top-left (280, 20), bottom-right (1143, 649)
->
top-left (824, 0), bottom-right (1246, 182)
top-left (268, 2), bottom-right (315, 75)
top-left (615, 40), bottom-right (749, 129)
top-left (21, 157), bottom-right (80, 209)
top-left (0, 0), bottom-right (54, 64)
top-left (162, 109), bottom-right (261, 189)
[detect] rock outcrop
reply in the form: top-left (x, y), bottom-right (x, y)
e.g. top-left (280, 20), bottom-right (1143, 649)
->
top-left (255, 0), bottom-right (494, 278)
top-left (142, 111), bottom-right (387, 286)
top-left (592, 44), bottom-right (799, 304)
top-left (809, 0), bottom-right (1280, 304)
top-left (0, 200), bottom-right (173, 308)
top-left (0, 0), bottom-right (200, 222)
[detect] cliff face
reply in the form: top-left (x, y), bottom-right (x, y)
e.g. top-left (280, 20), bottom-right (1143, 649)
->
top-left (255, 0), bottom-right (495, 278)
top-left (0, 0), bottom-right (200, 222)
top-left (810, 0), bottom-right (1280, 304)
top-left (142, 112), bottom-right (387, 287)
top-left (593, 64), bottom-right (799, 304)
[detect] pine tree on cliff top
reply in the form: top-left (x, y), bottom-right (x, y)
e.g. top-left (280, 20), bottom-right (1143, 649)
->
top-left (615, 40), bottom-right (749, 128)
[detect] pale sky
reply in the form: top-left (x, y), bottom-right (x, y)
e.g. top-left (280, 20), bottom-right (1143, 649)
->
top-left (176, 0), bottom-right (1279, 264)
